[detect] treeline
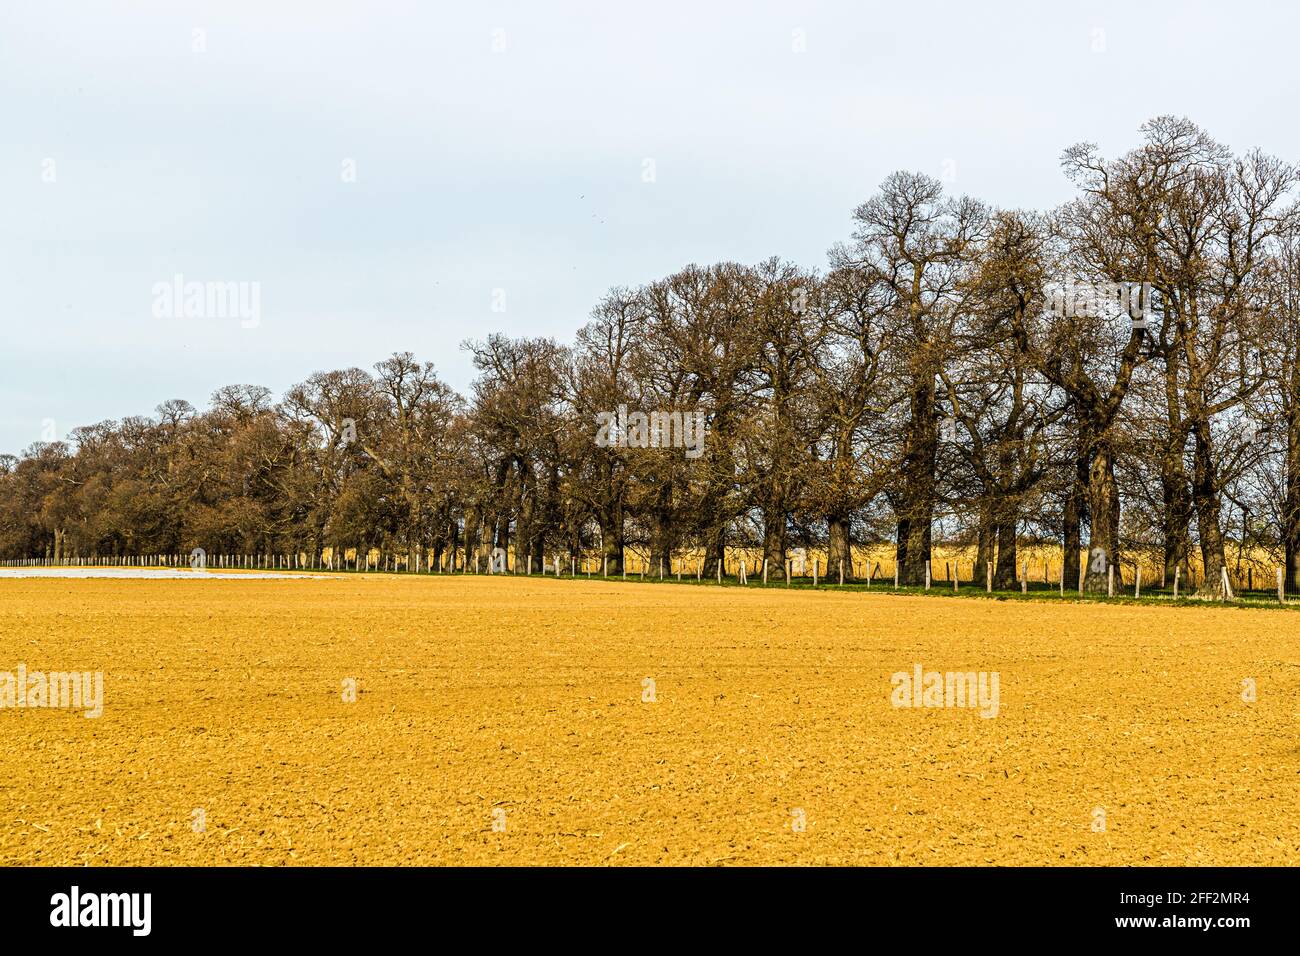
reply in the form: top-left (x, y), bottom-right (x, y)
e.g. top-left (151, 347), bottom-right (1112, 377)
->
top-left (4, 117), bottom-right (1300, 596)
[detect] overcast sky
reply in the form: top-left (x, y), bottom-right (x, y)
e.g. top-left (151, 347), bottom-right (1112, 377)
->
top-left (3, 0), bottom-right (1298, 455)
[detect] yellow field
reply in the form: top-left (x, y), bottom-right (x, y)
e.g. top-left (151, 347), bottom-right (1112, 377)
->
top-left (1, 575), bottom-right (1297, 865)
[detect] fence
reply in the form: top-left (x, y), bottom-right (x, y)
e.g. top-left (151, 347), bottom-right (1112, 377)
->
top-left (1, 547), bottom-right (1291, 604)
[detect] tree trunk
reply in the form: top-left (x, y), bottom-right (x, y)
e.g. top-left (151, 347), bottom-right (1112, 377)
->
top-left (462, 508), bottom-right (480, 570)
top-left (1285, 381), bottom-right (1300, 594)
top-left (649, 482), bottom-right (675, 575)
top-left (599, 502), bottom-right (624, 575)
top-left (1062, 445), bottom-right (1087, 591)
top-left (994, 510), bottom-right (1018, 589)
top-left (827, 514), bottom-right (853, 581)
top-left (897, 381), bottom-right (936, 585)
top-left (1160, 358), bottom-right (1193, 585)
top-left (1191, 419), bottom-right (1228, 598)
top-left (1083, 438), bottom-right (1119, 593)
top-left (1160, 450), bottom-right (1193, 587)
top-left (493, 514), bottom-right (510, 570)
top-left (763, 505), bottom-right (787, 582)
top-left (704, 525), bottom-right (727, 578)
top-left (975, 506), bottom-right (995, 579)
top-left (894, 515), bottom-right (910, 584)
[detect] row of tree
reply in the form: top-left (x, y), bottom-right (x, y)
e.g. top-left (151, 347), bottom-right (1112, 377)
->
top-left (4, 117), bottom-right (1299, 596)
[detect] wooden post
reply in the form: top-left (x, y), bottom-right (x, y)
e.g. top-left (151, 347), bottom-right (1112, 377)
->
top-left (1058, 558), bottom-right (1064, 597)
top-left (894, 563), bottom-right (899, 589)
top-left (986, 560), bottom-right (992, 593)
top-left (838, 560), bottom-right (843, 586)
top-left (717, 561), bottom-right (722, 584)
top-left (1107, 564), bottom-right (1114, 597)
top-left (1221, 566), bottom-right (1233, 602)
top-left (1021, 560), bottom-right (1028, 594)
top-left (925, 561), bottom-right (931, 590)
top-left (1277, 567), bottom-right (1285, 603)
top-left (1134, 565), bottom-right (1140, 599)
top-left (1174, 566), bottom-right (1181, 600)
top-left (812, 560), bottom-right (818, 586)
top-left (762, 559), bottom-right (768, 584)
top-left (603, 555), bottom-right (608, 577)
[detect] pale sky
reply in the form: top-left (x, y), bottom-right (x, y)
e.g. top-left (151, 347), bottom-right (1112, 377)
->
top-left (3, 0), bottom-right (1298, 455)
